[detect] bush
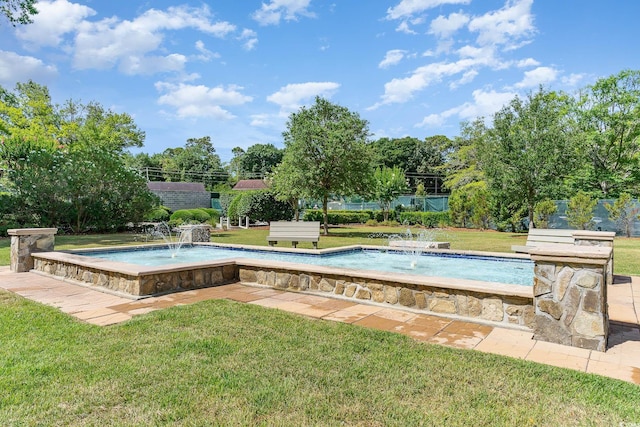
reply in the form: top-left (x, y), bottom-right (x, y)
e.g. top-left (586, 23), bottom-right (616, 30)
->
top-left (169, 209), bottom-right (211, 224)
top-left (199, 208), bottom-right (221, 225)
top-left (399, 211), bottom-right (451, 227)
top-left (365, 219), bottom-right (378, 226)
top-left (302, 210), bottom-right (371, 224)
top-left (144, 207), bottom-right (170, 222)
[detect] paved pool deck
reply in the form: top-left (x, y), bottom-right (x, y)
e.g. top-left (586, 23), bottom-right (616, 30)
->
top-left (1, 266), bottom-right (639, 385)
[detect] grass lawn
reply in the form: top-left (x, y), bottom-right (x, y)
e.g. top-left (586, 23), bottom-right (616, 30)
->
top-left (1, 291), bottom-right (639, 426)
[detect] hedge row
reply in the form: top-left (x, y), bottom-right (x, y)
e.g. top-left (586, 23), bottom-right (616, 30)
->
top-left (169, 208), bottom-right (220, 225)
top-left (303, 210), bottom-right (371, 224)
top-left (399, 211), bottom-right (451, 227)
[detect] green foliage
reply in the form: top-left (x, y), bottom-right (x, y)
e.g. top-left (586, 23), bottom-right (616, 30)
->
top-left (566, 191), bottom-right (597, 230)
top-left (534, 199), bottom-right (558, 229)
top-left (279, 96), bottom-right (374, 234)
top-left (415, 183), bottom-right (426, 197)
top-left (7, 146), bottom-right (157, 232)
top-left (144, 207), bottom-right (171, 222)
top-left (169, 209), bottom-right (212, 224)
top-left (448, 182), bottom-right (490, 229)
top-left (573, 70), bottom-right (640, 197)
top-left (481, 88), bottom-right (577, 226)
top-left (441, 118), bottom-right (487, 191)
top-left (237, 190), bottom-right (294, 222)
top-left (398, 211), bottom-right (451, 228)
top-left (303, 210), bottom-right (371, 225)
top-left (235, 143), bottom-right (283, 178)
top-left (0, 0), bottom-right (38, 26)
top-left (373, 166), bottom-right (408, 221)
top-left (160, 136), bottom-right (227, 188)
top-left (604, 193), bottom-right (640, 237)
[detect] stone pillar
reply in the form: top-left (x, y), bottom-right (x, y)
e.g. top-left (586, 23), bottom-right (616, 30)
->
top-left (573, 231), bottom-right (615, 285)
top-left (529, 245), bottom-right (612, 352)
top-left (178, 225), bottom-right (211, 243)
top-left (8, 228), bottom-right (58, 273)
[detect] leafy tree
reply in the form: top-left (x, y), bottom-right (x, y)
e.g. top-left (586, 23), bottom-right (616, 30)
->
top-left (370, 136), bottom-right (420, 171)
top-left (372, 166), bottom-right (407, 221)
top-left (533, 199), bottom-right (557, 229)
top-left (235, 190), bottom-right (294, 223)
top-left (448, 182), bottom-right (491, 229)
top-left (481, 88), bottom-right (577, 228)
top-left (441, 118), bottom-right (487, 191)
top-left (604, 192), bottom-right (640, 237)
top-left (566, 191), bottom-right (597, 230)
top-left (1, 0), bottom-right (37, 26)
top-left (415, 183), bottom-right (426, 197)
top-left (239, 144), bottom-right (283, 178)
top-left (160, 136), bottom-right (227, 187)
top-left (573, 70), bottom-right (640, 197)
top-left (269, 160), bottom-right (307, 221)
top-left (279, 96), bottom-right (373, 234)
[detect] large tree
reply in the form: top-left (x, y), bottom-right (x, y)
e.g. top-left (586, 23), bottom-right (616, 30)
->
top-left (372, 166), bottom-right (407, 221)
top-left (278, 96), bottom-right (374, 234)
top-left (160, 136), bottom-right (227, 187)
top-left (481, 88), bottom-right (577, 228)
top-left (572, 69), bottom-right (640, 197)
top-left (239, 143), bottom-right (283, 178)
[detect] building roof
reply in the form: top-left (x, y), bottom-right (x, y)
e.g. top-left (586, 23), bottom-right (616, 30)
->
top-left (147, 182), bottom-right (207, 192)
top-left (232, 179), bottom-right (269, 191)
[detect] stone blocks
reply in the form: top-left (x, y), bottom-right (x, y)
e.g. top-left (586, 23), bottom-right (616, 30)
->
top-left (9, 228), bottom-right (57, 272)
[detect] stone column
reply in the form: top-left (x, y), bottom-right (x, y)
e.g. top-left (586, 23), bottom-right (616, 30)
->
top-left (178, 225), bottom-right (211, 243)
top-left (529, 245), bottom-right (612, 352)
top-left (573, 231), bottom-right (615, 285)
top-left (8, 228), bottom-right (58, 273)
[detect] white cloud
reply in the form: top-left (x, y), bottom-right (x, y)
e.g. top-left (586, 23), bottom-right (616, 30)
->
top-left (516, 58), bottom-right (540, 68)
top-left (428, 12), bottom-right (469, 38)
top-left (395, 20), bottom-right (418, 34)
top-left (239, 29), bottom-right (258, 51)
top-left (468, 0), bottom-right (535, 48)
top-left (72, 5), bottom-right (236, 74)
top-left (0, 50), bottom-right (58, 85)
top-left (417, 88), bottom-right (516, 127)
top-left (449, 69), bottom-right (478, 89)
top-left (379, 50), bottom-right (407, 69)
top-left (155, 82), bottom-right (253, 119)
top-left (514, 66), bottom-right (558, 88)
top-left (250, 114), bottom-right (271, 127)
top-left (16, 0), bottom-right (95, 48)
top-left (194, 40), bottom-right (219, 62)
top-left (252, 0), bottom-right (315, 26)
top-left (386, 0), bottom-right (471, 21)
top-left (267, 82), bottom-right (340, 110)
top-left (562, 73), bottom-right (585, 87)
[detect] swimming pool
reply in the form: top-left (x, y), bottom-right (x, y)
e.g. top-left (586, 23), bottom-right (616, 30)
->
top-left (78, 245), bottom-right (534, 286)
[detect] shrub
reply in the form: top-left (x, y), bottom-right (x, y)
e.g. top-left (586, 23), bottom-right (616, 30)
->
top-left (169, 209), bottom-right (211, 224)
top-left (199, 208), bottom-right (221, 225)
top-left (566, 191), bottom-right (597, 230)
top-left (302, 210), bottom-right (371, 224)
top-left (399, 211), bottom-right (451, 227)
top-left (534, 199), bottom-right (557, 229)
top-left (365, 219), bottom-right (378, 226)
top-left (144, 207), bottom-right (170, 222)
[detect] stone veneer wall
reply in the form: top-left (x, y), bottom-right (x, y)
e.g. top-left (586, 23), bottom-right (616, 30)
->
top-left (8, 228), bottom-right (57, 272)
top-left (238, 265), bottom-right (534, 328)
top-left (530, 246), bottom-right (612, 352)
top-left (33, 257), bottom-right (236, 296)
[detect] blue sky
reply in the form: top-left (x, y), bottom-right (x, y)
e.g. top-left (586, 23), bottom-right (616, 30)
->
top-left (1, 0), bottom-right (639, 162)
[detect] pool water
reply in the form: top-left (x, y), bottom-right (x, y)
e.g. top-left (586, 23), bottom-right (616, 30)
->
top-left (80, 246), bottom-right (534, 286)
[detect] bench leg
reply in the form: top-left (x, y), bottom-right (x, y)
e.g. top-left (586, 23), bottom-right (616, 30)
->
top-left (268, 241), bottom-right (275, 246)
top-left (313, 242), bottom-right (318, 249)
top-left (292, 241), bottom-right (298, 248)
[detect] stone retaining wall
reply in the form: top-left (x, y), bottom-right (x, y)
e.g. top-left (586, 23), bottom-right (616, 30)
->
top-left (33, 257), bottom-right (236, 296)
top-left (238, 265), bottom-right (534, 328)
top-left (8, 228), bottom-right (57, 272)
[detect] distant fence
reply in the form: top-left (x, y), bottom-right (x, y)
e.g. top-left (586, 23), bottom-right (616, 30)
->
top-left (326, 196), bottom-right (449, 212)
top-left (549, 199), bottom-right (640, 236)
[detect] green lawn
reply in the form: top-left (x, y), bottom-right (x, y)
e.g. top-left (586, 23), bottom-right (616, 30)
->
top-left (1, 291), bottom-right (639, 426)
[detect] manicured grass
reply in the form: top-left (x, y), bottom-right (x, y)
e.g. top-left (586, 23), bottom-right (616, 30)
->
top-left (1, 291), bottom-right (639, 425)
top-left (1, 225), bottom-right (639, 275)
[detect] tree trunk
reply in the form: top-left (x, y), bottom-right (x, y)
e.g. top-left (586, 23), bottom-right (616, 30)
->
top-left (322, 194), bottom-right (329, 235)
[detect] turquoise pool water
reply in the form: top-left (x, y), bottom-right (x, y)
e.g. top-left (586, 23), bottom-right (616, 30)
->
top-left (80, 246), bottom-right (534, 286)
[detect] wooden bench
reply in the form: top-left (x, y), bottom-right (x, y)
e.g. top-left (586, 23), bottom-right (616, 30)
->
top-left (512, 228), bottom-right (575, 253)
top-left (267, 221), bottom-right (320, 249)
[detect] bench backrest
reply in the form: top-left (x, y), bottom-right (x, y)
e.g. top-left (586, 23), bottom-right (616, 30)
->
top-left (268, 221), bottom-right (320, 237)
top-left (526, 228), bottom-right (574, 246)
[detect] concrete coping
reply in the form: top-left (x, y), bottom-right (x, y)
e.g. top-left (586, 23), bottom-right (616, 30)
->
top-left (572, 230), bottom-right (616, 241)
top-left (529, 245), bottom-right (612, 266)
top-left (8, 228), bottom-right (58, 236)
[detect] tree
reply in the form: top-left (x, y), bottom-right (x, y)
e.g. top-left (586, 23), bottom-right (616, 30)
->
top-left (239, 143), bottom-right (283, 178)
top-left (533, 199), bottom-right (557, 229)
top-left (441, 118), bottom-right (487, 191)
top-left (160, 136), bottom-right (227, 187)
top-left (373, 166), bottom-right (407, 221)
top-left (448, 181), bottom-right (491, 229)
top-left (604, 192), bottom-right (640, 237)
top-left (279, 96), bottom-right (374, 235)
top-left (573, 70), bottom-right (640, 197)
top-left (481, 88), bottom-right (577, 228)
top-left (269, 160), bottom-right (307, 221)
top-left (1, 0), bottom-right (38, 26)
top-left (566, 191), bottom-right (597, 230)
